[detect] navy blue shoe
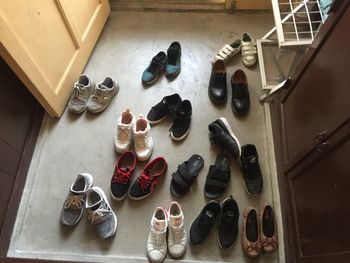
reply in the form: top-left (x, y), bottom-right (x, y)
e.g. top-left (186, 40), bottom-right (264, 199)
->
top-left (142, 52), bottom-right (167, 85)
top-left (166, 42), bottom-right (181, 77)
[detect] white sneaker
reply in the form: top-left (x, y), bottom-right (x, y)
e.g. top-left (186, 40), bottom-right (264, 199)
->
top-left (87, 76), bottom-right (119, 113)
top-left (167, 202), bottom-right (187, 257)
top-left (134, 115), bottom-right (153, 161)
top-left (241, 33), bottom-right (258, 67)
top-left (147, 207), bottom-right (168, 263)
top-left (114, 109), bottom-right (135, 153)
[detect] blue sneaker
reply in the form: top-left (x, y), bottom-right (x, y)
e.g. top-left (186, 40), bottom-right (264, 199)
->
top-left (142, 52), bottom-right (167, 85)
top-left (166, 42), bottom-right (181, 77)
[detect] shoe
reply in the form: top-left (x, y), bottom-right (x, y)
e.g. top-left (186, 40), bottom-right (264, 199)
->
top-left (241, 207), bottom-right (261, 257)
top-left (110, 151), bottom-right (137, 201)
top-left (208, 60), bottom-right (227, 103)
top-left (147, 207), bottom-right (168, 263)
top-left (169, 100), bottom-right (192, 141)
top-left (147, 93), bottom-right (182, 124)
top-left (87, 77), bottom-right (119, 113)
top-left (134, 115), bottom-right (154, 161)
top-left (86, 187), bottom-right (117, 239)
top-left (142, 52), bottom-right (167, 85)
top-left (167, 201), bottom-right (187, 258)
top-left (189, 200), bottom-right (221, 246)
top-left (114, 109), bottom-right (135, 153)
top-left (218, 196), bottom-right (239, 249)
top-left (260, 202), bottom-right (278, 254)
top-left (60, 173), bottom-right (93, 226)
top-left (208, 117), bottom-right (241, 159)
top-left (212, 39), bottom-right (241, 64)
top-left (166, 42), bottom-right (181, 77)
top-left (68, 75), bottom-right (95, 114)
top-left (129, 157), bottom-right (167, 200)
top-left (240, 144), bottom-right (263, 195)
top-left (231, 69), bottom-right (250, 116)
top-left (241, 33), bottom-right (257, 67)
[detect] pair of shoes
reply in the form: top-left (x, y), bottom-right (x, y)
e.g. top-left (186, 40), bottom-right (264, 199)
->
top-left (189, 196), bottom-right (239, 248)
top-left (147, 202), bottom-right (187, 262)
top-left (208, 63), bottom-right (250, 116)
top-left (212, 33), bottom-right (257, 67)
top-left (147, 93), bottom-right (192, 141)
top-left (142, 42), bottom-right (182, 85)
top-left (241, 144), bottom-right (263, 195)
top-left (60, 174), bottom-right (117, 240)
top-left (170, 154), bottom-right (204, 198)
top-left (110, 151), bottom-right (167, 200)
top-left (115, 109), bottom-right (153, 161)
top-left (68, 75), bottom-right (119, 114)
top-left (241, 203), bottom-right (278, 257)
top-left (208, 117), bottom-right (241, 159)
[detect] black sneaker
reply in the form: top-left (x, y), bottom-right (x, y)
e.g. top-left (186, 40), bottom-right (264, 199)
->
top-left (240, 144), bottom-right (263, 195)
top-left (218, 196), bottom-right (240, 248)
top-left (189, 200), bottom-right (221, 246)
top-left (169, 100), bottom-right (192, 141)
top-left (142, 52), bottom-right (167, 85)
top-left (146, 93), bottom-right (182, 124)
top-left (166, 41), bottom-right (181, 77)
top-left (208, 117), bottom-right (241, 159)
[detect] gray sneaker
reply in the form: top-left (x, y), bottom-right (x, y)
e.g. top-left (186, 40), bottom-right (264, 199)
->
top-left (86, 77), bottom-right (119, 113)
top-left (68, 75), bottom-right (95, 114)
top-left (86, 187), bottom-right (117, 239)
top-left (60, 173), bottom-right (93, 226)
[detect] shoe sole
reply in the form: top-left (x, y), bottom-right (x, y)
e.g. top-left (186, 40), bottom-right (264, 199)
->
top-left (170, 127), bottom-right (190, 141)
top-left (87, 84), bottom-right (120, 113)
top-left (136, 147), bottom-right (153, 162)
top-left (218, 117), bottom-right (241, 158)
top-left (147, 115), bottom-right (167, 125)
top-left (128, 191), bottom-right (152, 201)
top-left (68, 106), bottom-right (86, 114)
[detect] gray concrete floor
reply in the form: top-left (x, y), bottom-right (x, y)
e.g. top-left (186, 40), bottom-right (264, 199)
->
top-left (8, 11), bottom-right (284, 263)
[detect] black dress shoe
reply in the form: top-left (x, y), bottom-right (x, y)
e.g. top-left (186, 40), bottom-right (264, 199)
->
top-left (231, 69), bottom-right (250, 115)
top-left (208, 60), bottom-right (227, 103)
top-left (240, 144), bottom-right (263, 195)
top-left (208, 117), bottom-right (241, 159)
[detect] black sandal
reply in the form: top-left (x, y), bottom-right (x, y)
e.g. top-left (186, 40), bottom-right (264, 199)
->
top-left (170, 154), bottom-right (204, 198)
top-left (204, 153), bottom-right (231, 199)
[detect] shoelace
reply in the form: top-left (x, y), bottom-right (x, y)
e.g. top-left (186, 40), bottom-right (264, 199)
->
top-left (167, 48), bottom-right (178, 65)
top-left (72, 86), bottom-right (85, 102)
top-left (92, 87), bottom-right (105, 102)
top-left (138, 171), bottom-right (152, 190)
top-left (87, 202), bottom-right (110, 225)
top-left (170, 225), bottom-right (184, 243)
top-left (118, 125), bottom-right (131, 141)
top-left (151, 228), bottom-right (166, 248)
top-left (112, 168), bottom-right (131, 184)
top-left (135, 133), bottom-right (150, 148)
top-left (64, 194), bottom-right (83, 209)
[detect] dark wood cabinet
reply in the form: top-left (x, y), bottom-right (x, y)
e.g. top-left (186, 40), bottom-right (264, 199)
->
top-left (270, 1), bottom-right (350, 263)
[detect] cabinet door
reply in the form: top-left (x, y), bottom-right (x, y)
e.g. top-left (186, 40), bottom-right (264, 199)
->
top-left (286, 136), bottom-right (350, 263)
top-left (0, 0), bottom-right (110, 117)
top-left (279, 7), bottom-right (350, 167)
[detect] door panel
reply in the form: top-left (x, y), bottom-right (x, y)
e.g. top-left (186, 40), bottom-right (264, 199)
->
top-left (0, 0), bottom-right (110, 117)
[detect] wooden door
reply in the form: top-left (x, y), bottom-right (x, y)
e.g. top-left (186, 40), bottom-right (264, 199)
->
top-left (0, 0), bottom-right (110, 117)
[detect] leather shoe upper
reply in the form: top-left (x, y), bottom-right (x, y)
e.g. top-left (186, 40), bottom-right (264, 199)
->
top-left (231, 69), bottom-right (250, 115)
top-left (208, 60), bottom-right (227, 103)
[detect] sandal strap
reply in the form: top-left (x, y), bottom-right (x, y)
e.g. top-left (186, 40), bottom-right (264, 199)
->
top-left (208, 165), bottom-right (231, 182)
top-left (205, 178), bottom-right (227, 189)
top-left (172, 172), bottom-right (189, 191)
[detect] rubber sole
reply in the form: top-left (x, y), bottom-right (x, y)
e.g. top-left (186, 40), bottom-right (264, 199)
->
top-left (170, 127), bottom-right (190, 141)
top-left (147, 115), bottom-right (167, 125)
top-left (110, 189), bottom-right (128, 201)
top-left (218, 117), bottom-right (241, 158)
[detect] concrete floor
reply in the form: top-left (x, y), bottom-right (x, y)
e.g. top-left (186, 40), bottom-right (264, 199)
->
top-left (8, 11), bottom-right (284, 263)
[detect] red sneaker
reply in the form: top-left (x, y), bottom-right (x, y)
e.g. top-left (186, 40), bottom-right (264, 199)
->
top-left (129, 157), bottom-right (167, 200)
top-left (110, 151), bottom-right (136, 201)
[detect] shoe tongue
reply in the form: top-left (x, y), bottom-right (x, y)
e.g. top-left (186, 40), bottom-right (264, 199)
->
top-left (153, 218), bottom-right (166, 231)
top-left (169, 214), bottom-right (183, 227)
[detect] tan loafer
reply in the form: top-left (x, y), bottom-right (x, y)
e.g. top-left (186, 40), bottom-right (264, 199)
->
top-left (241, 207), bottom-right (262, 257)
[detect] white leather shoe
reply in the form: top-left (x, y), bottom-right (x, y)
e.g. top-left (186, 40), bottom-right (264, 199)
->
top-left (147, 207), bottom-right (168, 263)
top-left (241, 33), bottom-right (257, 67)
top-left (134, 115), bottom-right (153, 161)
top-left (114, 109), bottom-right (135, 153)
top-left (167, 201), bottom-right (187, 258)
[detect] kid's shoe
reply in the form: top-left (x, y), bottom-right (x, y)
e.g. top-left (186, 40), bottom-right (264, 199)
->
top-left (60, 173), bottom-right (93, 226)
top-left (86, 187), bottom-right (117, 239)
top-left (241, 33), bottom-right (257, 67)
top-left (68, 74), bottom-right (95, 114)
top-left (129, 157), bottom-right (167, 200)
top-left (167, 201), bottom-right (187, 258)
top-left (147, 207), bottom-right (168, 263)
top-left (142, 52), bottom-right (167, 85)
top-left (166, 42), bottom-right (181, 77)
top-left (169, 100), bottom-right (192, 141)
top-left (133, 115), bottom-right (154, 161)
top-left (212, 39), bottom-right (241, 64)
top-left (86, 77), bottom-right (119, 113)
top-left (147, 93), bottom-right (182, 124)
top-left (115, 109), bottom-right (135, 153)
top-left (110, 151), bottom-right (137, 201)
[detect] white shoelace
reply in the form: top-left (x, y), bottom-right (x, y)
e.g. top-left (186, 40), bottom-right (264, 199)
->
top-left (135, 133), bottom-right (151, 149)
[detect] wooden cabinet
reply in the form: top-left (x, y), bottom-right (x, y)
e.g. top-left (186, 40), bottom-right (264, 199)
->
top-left (270, 1), bottom-right (350, 263)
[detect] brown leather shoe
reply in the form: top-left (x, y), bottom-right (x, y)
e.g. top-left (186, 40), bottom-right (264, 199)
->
top-left (260, 202), bottom-right (278, 253)
top-left (241, 207), bottom-right (262, 257)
